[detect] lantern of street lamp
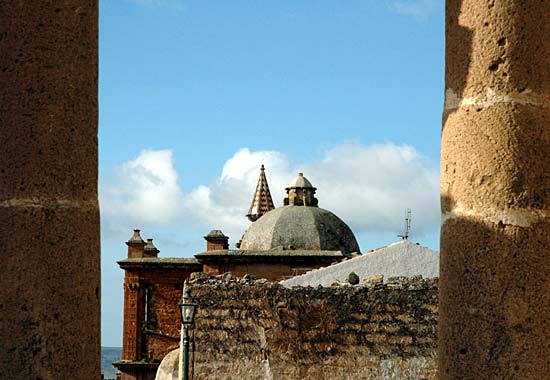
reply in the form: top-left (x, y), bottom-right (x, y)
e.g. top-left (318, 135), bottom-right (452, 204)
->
top-left (178, 288), bottom-right (198, 326)
top-left (178, 287), bottom-right (198, 380)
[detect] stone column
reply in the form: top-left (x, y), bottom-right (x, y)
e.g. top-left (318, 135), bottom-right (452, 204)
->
top-left (0, 2), bottom-right (99, 380)
top-left (440, 1), bottom-right (550, 380)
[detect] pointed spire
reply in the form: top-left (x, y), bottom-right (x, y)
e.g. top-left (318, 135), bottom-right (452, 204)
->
top-left (247, 164), bottom-right (275, 222)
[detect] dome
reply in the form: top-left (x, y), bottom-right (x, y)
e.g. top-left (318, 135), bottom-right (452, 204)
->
top-left (287, 172), bottom-right (314, 189)
top-left (239, 206), bottom-right (360, 256)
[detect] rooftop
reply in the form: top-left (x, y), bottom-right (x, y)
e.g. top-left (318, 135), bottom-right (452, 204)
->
top-left (280, 240), bottom-right (439, 287)
top-left (195, 249), bottom-right (344, 258)
top-left (118, 257), bottom-right (202, 270)
top-left (239, 205), bottom-right (360, 256)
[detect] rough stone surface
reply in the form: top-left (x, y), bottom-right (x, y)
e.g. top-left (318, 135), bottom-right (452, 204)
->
top-left (364, 274), bottom-right (385, 286)
top-left (0, 2), bottom-right (100, 380)
top-left (346, 271), bottom-right (360, 285)
top-left (181, 278), bottom-right (439, 379)
top-left (281, 241), bottom-right (438, 288)
top-left (240, 205), bottom-right (360, 255)
top-left (441, 2), bottom-right (550, 380)
top-left (155, 349), bottom-right (179, 380)
top-left (189, 271), bottom-right (214, 283)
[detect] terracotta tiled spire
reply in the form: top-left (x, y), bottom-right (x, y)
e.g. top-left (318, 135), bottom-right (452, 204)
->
top-left (247, 165), bottom-right (275, 222)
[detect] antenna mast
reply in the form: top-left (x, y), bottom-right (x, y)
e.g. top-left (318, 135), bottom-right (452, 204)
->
top-left (398, 209), bottom-right (412, 240)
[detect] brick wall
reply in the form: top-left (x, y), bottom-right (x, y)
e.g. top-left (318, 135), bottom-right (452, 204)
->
top-left (141, 270), bottom-right (192, 360)
top-left (117, 261), bottom-right (201, 380)
top-left (187, 276), bottom-right (439, 380)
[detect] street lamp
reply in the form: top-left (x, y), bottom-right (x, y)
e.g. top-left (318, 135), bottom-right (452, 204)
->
top-left (178, 288), bottom-right (198, 380)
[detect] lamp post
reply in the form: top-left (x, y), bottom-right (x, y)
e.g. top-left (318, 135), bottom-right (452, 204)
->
top-left (178, 288), bottom-right (198, 380)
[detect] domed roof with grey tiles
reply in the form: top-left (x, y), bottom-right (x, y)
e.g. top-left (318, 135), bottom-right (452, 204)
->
top-left (239, 206), bottom-right (359, 256)
top-left (240, 172), bottom-right (360, 256)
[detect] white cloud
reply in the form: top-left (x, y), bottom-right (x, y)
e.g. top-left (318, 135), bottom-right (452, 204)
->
top-left (101, 149), bottom-right (184, 224)
top-left (301, 142), bottom-right (439, 236)
top-left (181, 148), bottom-right (293, 240)
top-left (388, 0), bottom-right (436, 18)
top-left (101, 143), bottom-right (439, 249)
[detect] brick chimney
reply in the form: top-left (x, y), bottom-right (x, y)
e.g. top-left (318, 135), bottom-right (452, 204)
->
top-left (204, 230), bottom-right (229, 251)
top-left (126, 229), bottom-right (146, 258)
top-left (143, 238), bottom-right (160, 258)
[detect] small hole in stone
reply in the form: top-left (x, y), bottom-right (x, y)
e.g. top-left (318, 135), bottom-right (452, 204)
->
top-left (459, 348), bottom-right (467, 354)
top-left (55, 8), bottom-right (61, 13)
top-left (489, 63), bottom-right (500, 71)
top-left (498, 37), bottom-right (506, 46)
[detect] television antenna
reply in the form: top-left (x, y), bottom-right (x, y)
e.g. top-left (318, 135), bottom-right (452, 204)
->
top-left (397, 209), bottom-right (412, 240)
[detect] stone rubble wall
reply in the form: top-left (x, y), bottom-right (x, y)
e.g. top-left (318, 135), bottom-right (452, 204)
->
top-left (187, 275), bottom-right (439, 380)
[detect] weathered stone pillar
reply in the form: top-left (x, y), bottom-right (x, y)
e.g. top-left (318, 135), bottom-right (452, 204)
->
top-left (0, 2), bottom-right (99, 379)
top-left (440, 1), bottom-right (550, 380)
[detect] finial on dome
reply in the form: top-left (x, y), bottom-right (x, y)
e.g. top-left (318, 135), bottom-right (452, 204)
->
top-left (247, 165), bottom-right (275, 222)
top-left (284, 173), bottom-right (318, 207)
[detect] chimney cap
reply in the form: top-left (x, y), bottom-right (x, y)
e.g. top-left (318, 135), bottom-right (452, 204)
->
top-left (126, 229), bottom-right (145, 245)
top-left (144, 238), bottom-right (159, 253)
top-left (204, 230), bottom-right (228, 240)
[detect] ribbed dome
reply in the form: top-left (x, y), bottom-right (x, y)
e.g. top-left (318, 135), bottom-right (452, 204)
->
top-left (287, 172), bottom-right (314, 189)
top-left (239, 206), bottom-right (360, 256)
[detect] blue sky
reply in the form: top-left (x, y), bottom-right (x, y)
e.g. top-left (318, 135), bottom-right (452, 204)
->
top-left (99, 0), bottom-right (444, 346)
